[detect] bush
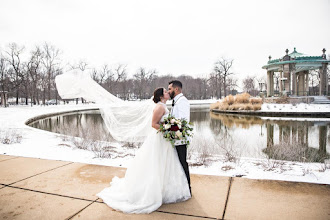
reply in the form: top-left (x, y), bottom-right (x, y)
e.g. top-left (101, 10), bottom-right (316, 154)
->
top-left (210, 92), bottom-right (263, 111)
top-left (210, 102), bottom-right (220, 110)
top-left (219, 103), bottom-right (229, 110)
top-left (0, 129), bottom-right (22, 144)
top-left (250, 98), bottom-right (263, 105)
top-left (253, 104), bottom-right (262, 111)
top-left (223, 94), bottom-right (235, 105)
top-left (244, 103), bottom-right (253, 110)
top-left (235, 93), bottom-right (250, 104)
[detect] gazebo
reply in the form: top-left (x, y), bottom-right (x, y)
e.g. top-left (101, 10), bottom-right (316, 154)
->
top-left (262, 48), bottom-right (329, 97)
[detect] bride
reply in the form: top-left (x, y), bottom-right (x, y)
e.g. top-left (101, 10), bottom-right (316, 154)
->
top-left (55, 71), bottom-right (191, 214)
top-left (96, 87), bottom-right (191, 214)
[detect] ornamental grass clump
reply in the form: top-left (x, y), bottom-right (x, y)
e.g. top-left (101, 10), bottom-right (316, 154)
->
top-left (223, 94), bottom-right (235, 105)
top-left (250, 98), bottom-right (263, 105)
top-left (235, 93), bottom-right (250, 104)
top-left (210, 92), bottom-right (263, 111)
top-left (210, 102), bottom-right (220, 110)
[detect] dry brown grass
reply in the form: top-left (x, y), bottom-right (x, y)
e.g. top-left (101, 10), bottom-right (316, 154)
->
top-left (223, 94), bottom-right (235, 105)
top-left (218, 103), bottom-right (229, 110)
top-left (235, 93), bottom-right (250, 104)
top-left (253, 104), bottom-right (262, 111)
top-left (274, 97), bottom-right (289, 104)
top-left (210, 92), bottom-right (263, 111)
top-left (210, 102), bottom-right (220, 110)
top-left (250, 98), bottom-right (263, 105)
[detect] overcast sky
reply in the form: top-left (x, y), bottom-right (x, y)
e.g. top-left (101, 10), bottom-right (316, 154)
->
top-left (1, 0), bottom-right (329, 85)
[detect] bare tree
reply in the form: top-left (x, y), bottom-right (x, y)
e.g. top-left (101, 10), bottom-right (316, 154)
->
top-left (309, 70), bottom-right (320, 95)
top-left (226, 77), bottom-right (238, 95)
top-left (5, 43), bottom-right (25, 104)
top-left (25, 46), bottom-right (43, 105)
top-left (214, 58), bottom-right (234, 97)
top-left (90, 68), bottom-right (100, 83)
top-left (209, 72), bottom-right (221, 99)
top-left (41, 42), bottom-right (61, 101)
top-left (0, 52), bottom-right (9, 93)
top-left (69, 60), bottom-right (88, 71)
top-left (133, 67), bottom-right (157, 99)
top-left (243, 75), bottom-right (258, 96)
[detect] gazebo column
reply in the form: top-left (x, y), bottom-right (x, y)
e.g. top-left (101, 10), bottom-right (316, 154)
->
top-left (267, 71), bottom-right (271, 97)
top-left (298, 72), bottom-right (305, 96)
top-left (279, 71), bottom-right (283, 94)
top-left (319, 63), bottom-right (328, 95)
top-left (270, 71), bottom-right (274, 96)
top-left (291, 67), bottom-right (297, 96)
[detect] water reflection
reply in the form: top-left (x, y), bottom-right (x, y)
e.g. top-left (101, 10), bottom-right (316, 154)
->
top-left (209, 112), bottom-right (330, 162)
top-left (29, 110), bottom-right (330, 162)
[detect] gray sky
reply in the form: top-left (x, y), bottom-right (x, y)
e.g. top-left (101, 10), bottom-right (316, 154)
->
top-left (1, 0), bottom-right (329, 85)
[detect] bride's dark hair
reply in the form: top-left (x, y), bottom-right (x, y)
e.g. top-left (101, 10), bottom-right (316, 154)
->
top-left (153, 87), bottom-right (164, 103)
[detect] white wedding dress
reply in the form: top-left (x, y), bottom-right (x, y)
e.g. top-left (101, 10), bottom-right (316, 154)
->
top-left (97, 102), bottom-right (191, 214)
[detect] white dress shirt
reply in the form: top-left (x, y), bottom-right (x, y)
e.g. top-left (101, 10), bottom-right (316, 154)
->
top-left (171, 93), bottom-right (190, 145)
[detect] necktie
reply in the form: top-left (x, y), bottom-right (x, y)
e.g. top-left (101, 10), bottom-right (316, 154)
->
top-left (172, 99), bottom-right (175, 107)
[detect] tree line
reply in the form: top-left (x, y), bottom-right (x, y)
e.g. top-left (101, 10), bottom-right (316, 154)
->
top-left (2, 42), bottom-right (326, 106)
top-left (0, 42), bottom-right (246, 105)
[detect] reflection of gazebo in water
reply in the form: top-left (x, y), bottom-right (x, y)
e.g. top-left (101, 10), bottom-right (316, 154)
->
top-left (262, 48), bottom-right (329, 97)
top-left (265, 121), bottom-right (329, 162)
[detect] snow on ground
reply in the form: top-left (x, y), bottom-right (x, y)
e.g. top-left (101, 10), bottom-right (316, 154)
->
top-left (0, 102), bottom-right (329, 185)
top-left (261, 103), bottom-right (330, 112)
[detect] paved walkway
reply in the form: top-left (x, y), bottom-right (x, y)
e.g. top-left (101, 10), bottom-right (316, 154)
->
top-left (0, 154), bottom-right (329, 220)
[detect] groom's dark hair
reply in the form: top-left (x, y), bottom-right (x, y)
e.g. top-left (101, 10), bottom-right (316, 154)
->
top-left (169, 80), bottom-right (182, 89)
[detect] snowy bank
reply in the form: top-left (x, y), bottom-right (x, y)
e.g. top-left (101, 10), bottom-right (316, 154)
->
top-left (0, 103), bottom-right (329, 185)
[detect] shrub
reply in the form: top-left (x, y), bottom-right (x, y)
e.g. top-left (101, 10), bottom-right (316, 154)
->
top-left (244, 103), bottom-right (253, 110)
top-left (253, 104), bottom-right (262, 111)
top-left (250, 98), bottom-right (263, 105)
top-left (0, 129), bottom-right (22, 144)
top-left (235, 93), bottom-right (250, 104)
top-left (218, 103), bottom-right (229, 110)
top-left (223, 94), bottom-right (235, 105)
top-left (210, 102), bottom-right (220, 110)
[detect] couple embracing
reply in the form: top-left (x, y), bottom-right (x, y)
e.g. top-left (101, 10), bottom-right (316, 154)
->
top-left (97, 80), bottom-right (192, 214)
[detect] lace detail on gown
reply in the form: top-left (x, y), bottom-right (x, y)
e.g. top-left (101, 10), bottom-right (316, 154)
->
top-left (97, 102), bottom-right (191, 214)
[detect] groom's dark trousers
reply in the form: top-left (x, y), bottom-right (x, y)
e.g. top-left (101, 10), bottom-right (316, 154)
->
top-left (175, 144), bottom-right (191, 195)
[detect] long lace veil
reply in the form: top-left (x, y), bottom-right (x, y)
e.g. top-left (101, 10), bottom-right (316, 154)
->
top-left (55, 70), bottom-right (155, 142)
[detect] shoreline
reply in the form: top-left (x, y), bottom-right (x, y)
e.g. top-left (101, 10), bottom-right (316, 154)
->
top-left (0, 103), bottom-right (329, 185)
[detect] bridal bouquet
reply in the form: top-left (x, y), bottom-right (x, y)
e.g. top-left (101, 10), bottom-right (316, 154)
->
top-left (158, 115), bottom-right (193, 147)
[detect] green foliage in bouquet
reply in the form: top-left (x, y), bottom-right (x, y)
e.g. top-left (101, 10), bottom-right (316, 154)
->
top-left (158, 115), bottom-right (193, 147)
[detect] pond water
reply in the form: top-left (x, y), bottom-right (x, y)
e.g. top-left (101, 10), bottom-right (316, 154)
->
top-left (28, 109), bottom-right (330, 162)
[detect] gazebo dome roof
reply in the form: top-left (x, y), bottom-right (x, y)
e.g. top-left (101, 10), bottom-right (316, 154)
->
top-left (288, 47), bottom-right (305, 58)
top-left (262, 47), bottom-right (329, 70)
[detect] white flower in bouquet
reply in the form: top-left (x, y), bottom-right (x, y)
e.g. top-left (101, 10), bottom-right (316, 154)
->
top-left (175, 130), bottom-right (182, 139)
top-left (170, 119), bottom-right (176, 124)
top-left (165, 124), bottom-right (171, 130)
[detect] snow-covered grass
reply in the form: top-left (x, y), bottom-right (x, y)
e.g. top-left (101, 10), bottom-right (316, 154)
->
top-left (261, 103), bottom-right (330, 112)
top-left (0, 102), bottom-right (329, 185)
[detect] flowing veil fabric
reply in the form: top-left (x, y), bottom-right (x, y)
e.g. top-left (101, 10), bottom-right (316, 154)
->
top-left (55, 70), bottom-right (155, 142)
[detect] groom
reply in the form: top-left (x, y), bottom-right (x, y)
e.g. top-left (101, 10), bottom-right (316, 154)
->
top-left (168, 80), bottom-right (191, 195)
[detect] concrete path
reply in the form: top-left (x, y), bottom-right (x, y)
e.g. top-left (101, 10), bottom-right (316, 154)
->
top-left (0, 154), bottom-right (329, 220)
